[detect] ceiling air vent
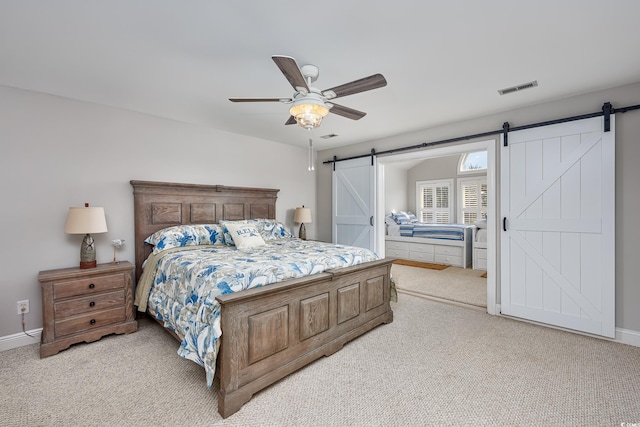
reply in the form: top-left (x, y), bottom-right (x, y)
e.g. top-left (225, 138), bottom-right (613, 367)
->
top-left (498, 80), bottom-right (538, 96)
top-left (320, 134), bottom-right (338, 139)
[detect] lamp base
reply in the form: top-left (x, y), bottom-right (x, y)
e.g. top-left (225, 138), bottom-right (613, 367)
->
top-left (80, 233), bottom-right (97, 269)
top-left (80, 260), bottom-right (97, 269)
top-left (299, 223), bottom-right (307, 240)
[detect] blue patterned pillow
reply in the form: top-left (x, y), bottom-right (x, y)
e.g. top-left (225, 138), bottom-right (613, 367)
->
top-left (392, 212), bottom-right (412, 224)
top-left (405, 211), bottom-right (419, 223)
top-left (144, 224), bottom-right (224, 254)
top-left (220, 219), bottom-right (294, 246)
top-left (392, 211), bottom-right (419, 224)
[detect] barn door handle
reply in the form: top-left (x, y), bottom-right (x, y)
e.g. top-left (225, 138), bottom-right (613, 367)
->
top-left (370, 216), bottom-right (374, 226)
top-left (503, 217), bottom-right (507, 231)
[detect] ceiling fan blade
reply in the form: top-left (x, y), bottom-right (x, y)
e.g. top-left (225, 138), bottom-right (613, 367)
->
top-left (323, 74), bottom-right (387, 99)
top-left (328, 103), bottom-right (367, 120)
top-left (285, 116), bottom-right (297, 125)
top-left (229, 98), bottom-right (288, 102)
top-left (272, 55), bottom-right (309, 93)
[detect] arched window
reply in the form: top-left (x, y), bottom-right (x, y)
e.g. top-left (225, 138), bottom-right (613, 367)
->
top-left (458, 151), bottom-right (487, 174)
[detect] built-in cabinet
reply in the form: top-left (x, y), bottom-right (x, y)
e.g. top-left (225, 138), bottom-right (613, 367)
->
top-left (386, 233), bottom-right (472, 268)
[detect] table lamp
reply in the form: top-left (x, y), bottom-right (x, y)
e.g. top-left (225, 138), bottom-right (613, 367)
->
top-left (65, 203), bottom-right (108, 269)
top-left (293, 206), bottom-right (312, 240)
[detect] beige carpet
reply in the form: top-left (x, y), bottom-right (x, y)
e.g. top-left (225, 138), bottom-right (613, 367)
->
top-left (2, 295), bottom-right (640, 426)
top-left (392, 264), bottom-right (487, 308)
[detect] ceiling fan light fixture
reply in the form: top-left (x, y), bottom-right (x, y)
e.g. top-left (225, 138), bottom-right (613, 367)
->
top-left (289, 96), bottom-right (329, 130)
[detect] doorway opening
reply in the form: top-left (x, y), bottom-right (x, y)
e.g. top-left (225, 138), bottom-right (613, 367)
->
top-left (376, 139), bottom-right (497, 314)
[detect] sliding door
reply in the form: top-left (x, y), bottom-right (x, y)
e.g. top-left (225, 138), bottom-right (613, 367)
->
top-left (501, 116), bottom-right (615, 337)
top-left (332, 157), bottom-right (376, 250)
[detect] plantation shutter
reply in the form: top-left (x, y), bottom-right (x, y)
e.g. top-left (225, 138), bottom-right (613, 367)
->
top-left (459, 178), bottom-right (488, 224)
top-left (417, 180), bottom-right (452, 223)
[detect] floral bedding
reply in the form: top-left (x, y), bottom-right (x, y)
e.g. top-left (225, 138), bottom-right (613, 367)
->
top-left (136, 239), bottom-right (380, 387)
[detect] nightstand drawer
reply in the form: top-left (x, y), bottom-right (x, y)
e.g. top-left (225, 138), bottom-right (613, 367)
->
top-left (54, 290), bottom-right (125, 318)
top-left (53, 273), bottom-right (125, 299)
top-left (54, 307), bottom-right (126, 338)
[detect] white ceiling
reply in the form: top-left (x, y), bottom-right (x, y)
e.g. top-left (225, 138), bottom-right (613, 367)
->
top-left (2, 1), bottom-right (640, 150)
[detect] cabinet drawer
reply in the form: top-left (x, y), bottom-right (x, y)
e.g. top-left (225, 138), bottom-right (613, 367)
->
top-left (435, 254), bottom-right (463, 267)
top-left (54, 307), bottom-right (126, 338)
top-left (409, 251), bottom-right (434, 262)
top-left (408, 242), bottom-right (434, 254)
top-left (475, 258), bottom-right (488, 270)
top-left (54, 290), bottom-right (125, 318)
top-left (475, 248), bottom-right (487, 260)
top-left (434, 245), bottom-right (463, 257)
top-left (386, 240), bottom-right (409, 250)
top-left (386, 248), bottom-right (409, 259)
top-left (53, 273), bottom-right (125, 299)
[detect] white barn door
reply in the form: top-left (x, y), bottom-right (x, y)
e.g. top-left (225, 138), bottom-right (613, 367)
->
top-left (332, 157), bottom-right (375, 250)
top-left (501, 116), bottom-right (615, 338)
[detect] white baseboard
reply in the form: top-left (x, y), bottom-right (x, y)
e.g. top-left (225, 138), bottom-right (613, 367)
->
top-left (494, 306), bottom-right (640, 348)
top-left (615, 327), bottom-right (640, 347)
top-left (0, 329), bottom-right (42, 352)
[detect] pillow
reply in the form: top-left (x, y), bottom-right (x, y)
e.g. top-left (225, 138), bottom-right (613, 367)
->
top-left (144, 224), bottom-right (224, 254)
top-left (385, 214), bottom-right (396, 226)
top-left (404, 211), bottom-right (419, 223)
top-left (224, 222), bottom-right (266, 249)
top-left (220, 219), bottom-right (293, 245)
top-left (392, 212), bottom-right (412, 224)
top-left (474, 219), bottom-right (487, 229)
top-left (257, 219), bottom-right (295, 240)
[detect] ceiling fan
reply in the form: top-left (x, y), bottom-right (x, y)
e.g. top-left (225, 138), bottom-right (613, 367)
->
top-left (229, 55), bottom-right (387, 130)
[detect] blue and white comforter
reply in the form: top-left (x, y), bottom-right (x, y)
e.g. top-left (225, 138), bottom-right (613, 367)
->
top-left (138, 239), bottom-right (379, 387)
top-left (398, 223), bottom-right (473, 240)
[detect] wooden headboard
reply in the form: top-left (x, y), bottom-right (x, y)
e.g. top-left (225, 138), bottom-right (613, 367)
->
top-left (130, 180), bottom-right (279, 281)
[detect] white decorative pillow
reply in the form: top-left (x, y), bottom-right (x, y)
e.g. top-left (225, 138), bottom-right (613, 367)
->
top-left (220, 219), bottom-right (293, 245)
top-left (474, 219), bottom-right (488, 229)
top-left (224, 223), bottom-right (266, 249)
top-left (385, 214), bottom-right (396, 226)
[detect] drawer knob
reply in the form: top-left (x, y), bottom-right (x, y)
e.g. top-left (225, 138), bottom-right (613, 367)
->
top-left (89, 283), bottom-right (95, 289)
top-left (89, 301), bottom-right (95, 307)
top-left (90, 319), bottom-right (96, 325)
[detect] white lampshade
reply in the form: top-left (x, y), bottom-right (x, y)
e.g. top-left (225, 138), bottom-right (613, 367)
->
top-left (65, 205), bottom-right (108, 234)
top-left (294, 207), bottom-right (312, 224)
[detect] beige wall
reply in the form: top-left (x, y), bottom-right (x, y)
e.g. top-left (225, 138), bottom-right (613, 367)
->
top-left (0, 85), bottom-right (316, 339)
top-left (317, 81), bottom-right (640, 333)
top-left (383, 164), bottom-right (408, 213)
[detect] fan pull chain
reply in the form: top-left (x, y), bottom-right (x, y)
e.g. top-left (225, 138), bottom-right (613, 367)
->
top-left (308, 138), bottom-right (315, 171)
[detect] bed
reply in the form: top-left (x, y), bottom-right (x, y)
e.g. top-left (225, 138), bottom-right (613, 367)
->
top-left (385, 222), bottom-right (474, 268)
top-left (131, 180), bottom-right (394, 418)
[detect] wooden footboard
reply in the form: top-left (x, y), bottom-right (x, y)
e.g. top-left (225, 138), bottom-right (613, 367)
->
top-left (215, 258), bottom-right (394, 418)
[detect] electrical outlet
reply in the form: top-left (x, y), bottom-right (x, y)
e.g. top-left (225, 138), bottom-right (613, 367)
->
top-left (17, 300), bottom-right (29, 315)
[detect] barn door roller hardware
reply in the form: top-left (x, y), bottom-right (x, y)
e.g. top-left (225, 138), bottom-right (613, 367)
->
top-left (325, 101), bottom-right (640, 165)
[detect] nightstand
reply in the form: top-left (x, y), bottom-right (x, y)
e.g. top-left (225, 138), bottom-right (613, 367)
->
top-left (38, 261), bottom-right (137, 358)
